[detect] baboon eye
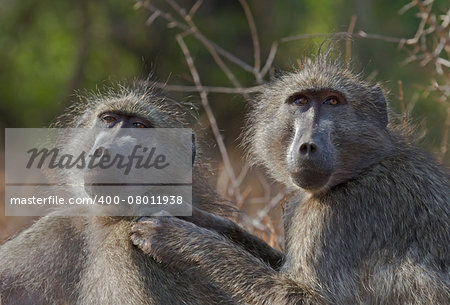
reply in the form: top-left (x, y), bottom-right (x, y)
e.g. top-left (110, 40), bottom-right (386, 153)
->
top-left (292, 96), bottom-right (309, 105)
top-left (324, 97), bottom-right (339, 105)
top-left (102, 115), bottom-right (117, 123)
top-left (133, 122), bottom-right (147, 128)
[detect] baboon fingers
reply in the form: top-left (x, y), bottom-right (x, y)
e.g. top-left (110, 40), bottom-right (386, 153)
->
top-left (131, 216), bottom-right (200, 261)
top-left (131, 218), bottom-right (163, 255)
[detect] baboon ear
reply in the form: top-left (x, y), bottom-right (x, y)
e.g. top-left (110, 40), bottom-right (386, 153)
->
top-left (371, 85), bottom-right (388, 128)
top-left (191, 133), bottom-right (196, 165)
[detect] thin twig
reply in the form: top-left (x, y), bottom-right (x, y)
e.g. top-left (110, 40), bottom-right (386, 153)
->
top-left (139, 0), bottom-right (255, 74)
top-left (175, 34), bottom-right (242, 202)
top-left (157, 83), bottom-right (263, 94)
top-left (355, 31), bottom-right (411, 44)
top-left (415, 0), bottom-right (450, 45)
top-left (260, 42), bottom-right (278, 79)
top-left (281, 31), bottom-right (411, 45)
top-left (399, 0), bottom-right (417, 15)
top-left (165, 0), bottom-right (244, 90)
top-left (257, 189), bottom-right (286, 220)
top-left (186, 0), bottom-right (202, 22)
top-left (237, 185), bottom-right (253, 209)
top-left (248, 172), bottom-right (271, 205)
top-left (235, 163), bottom-right (250, 187)
top-left (146, 10), bottom-right (161, 25)
top-left (238, 0), bottom-right (261, 81)
top-left (346, 15), bottom-right (357, 66)
top-left (398, 80), bottom-right (406, 119)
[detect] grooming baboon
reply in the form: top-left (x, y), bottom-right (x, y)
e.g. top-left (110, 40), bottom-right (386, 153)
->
top-left (0, 83), bottom-right (282, 305)
top-left (131, 57), bottom-right (450, 304)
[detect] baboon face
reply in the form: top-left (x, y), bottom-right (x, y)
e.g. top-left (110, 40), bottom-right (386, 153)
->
top-left (87, 111), bottom-right (153, 180)
top-left (248, 59), bottom-right (390, 194)
top-left (57, 87), bottom-right (195, 199)
top-left (284, 89), bottom-right (346, 191)
top-left (83, 112), bottom-right (153, 192)
top-left (82, 106), bottom-right (158, 191)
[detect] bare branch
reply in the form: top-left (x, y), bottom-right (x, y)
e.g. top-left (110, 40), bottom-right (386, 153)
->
top-left (398, 80), bottom-right (407, 120)
top-left (236, 163), bottom-right (250, 188)
top-left (139, 0), bottom-right (255, 74)
top-left (175, 34), bottom-right (242, 202)
top-left (260, 42), bottom-right (278, 79)
top-left (238, 0), bottom-right (261, 79)
top-left (157, 83), bottom-right (263, 94)
top-left (281, 31), bottom-right (410, 45)
top-left (186, 0), bottom-right (203, 22)
top-left (399, 1), bottom-right (417, 15)
top-left (257, 189), bottom-right (286, 220)
top-left (165, 0), bottom-right (244, 89)
top-left (346, 15), bottom-right (357, 66)
top-left (146, 11), bottom-right (161, 25)
top-left (355, 31), bottom-right (409, 44)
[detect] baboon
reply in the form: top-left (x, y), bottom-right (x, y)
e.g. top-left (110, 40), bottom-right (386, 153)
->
top-left (0, 83), bottom-right (282, 305)
top-left (131, 57), bottom-right (450, 304)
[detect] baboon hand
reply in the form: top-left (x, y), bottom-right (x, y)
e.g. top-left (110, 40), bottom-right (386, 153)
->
top-left (131, 216), bottom-right (217, 265)
top-left (130, 217), bottom-right (163, 257)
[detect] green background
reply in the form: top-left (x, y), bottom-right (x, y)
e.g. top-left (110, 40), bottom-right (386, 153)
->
top-left (0, 0), bottom-right (448, 164)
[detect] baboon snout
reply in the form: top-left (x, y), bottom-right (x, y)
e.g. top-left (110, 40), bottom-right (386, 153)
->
top-left (288, 138), bottom-right (334, 192)
top-left (296, 138), bottom-right (327, 165)
top-left (299, 142), bottom-right (318, 155)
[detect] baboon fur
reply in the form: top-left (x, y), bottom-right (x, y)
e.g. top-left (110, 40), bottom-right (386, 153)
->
top-left (131, 57), bottom-right (450, 304)
top-left (0, 83), bottom-right (282, 305)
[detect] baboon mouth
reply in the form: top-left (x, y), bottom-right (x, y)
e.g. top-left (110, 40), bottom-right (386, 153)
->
top-left (290, 169), bottom-right (331, 191)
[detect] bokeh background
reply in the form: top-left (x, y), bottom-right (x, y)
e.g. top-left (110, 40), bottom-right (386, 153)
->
top-left (1, 0), bottom-right (449, 245)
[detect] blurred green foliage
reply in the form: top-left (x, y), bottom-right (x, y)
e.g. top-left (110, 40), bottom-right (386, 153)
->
top-left (0, 0), bottom-right (448, 163)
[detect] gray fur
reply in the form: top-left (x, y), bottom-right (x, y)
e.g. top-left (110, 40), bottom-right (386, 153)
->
top-left (0, 83), bottom-right (281, 305)
top-left (132, 57), bottom-right (450, 304)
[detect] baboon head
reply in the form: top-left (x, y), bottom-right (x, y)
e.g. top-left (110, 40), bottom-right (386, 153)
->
top-left (51, 83), bottom-right (196, 204)
top-left (246, 56), bottom-right (394, 194)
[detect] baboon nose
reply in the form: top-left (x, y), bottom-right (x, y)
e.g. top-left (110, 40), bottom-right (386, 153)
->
top-left (299, 142), bottom-right (318, 155)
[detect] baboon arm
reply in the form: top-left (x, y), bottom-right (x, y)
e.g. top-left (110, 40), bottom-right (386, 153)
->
top-left (180, 207), bottom-right (284, 270)
top-left (0, 217), bottom-right (82, 304)
top-left (131, 217), bottom-right (315, 305)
